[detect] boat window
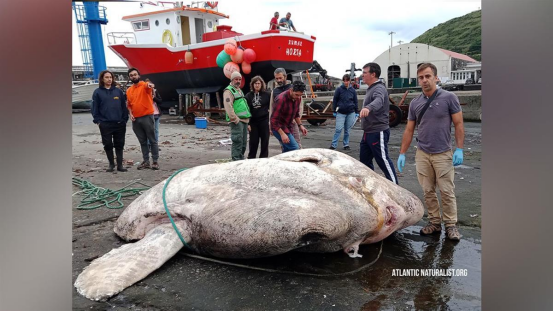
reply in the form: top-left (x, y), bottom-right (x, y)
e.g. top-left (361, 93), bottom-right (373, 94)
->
top-left (166, 18), bottom-right (170, 25)
top-left (132, 20), bottom-right (150, 31)
top-left (155, 20), bottom-right (159, 26)
top-left (176, 16), bottom-right (181, 24)
top-left (207, 20), bottom-right (213, 29)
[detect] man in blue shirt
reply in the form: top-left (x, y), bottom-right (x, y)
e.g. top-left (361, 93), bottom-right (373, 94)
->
top-left (279, 12), bottom-right (297, 31)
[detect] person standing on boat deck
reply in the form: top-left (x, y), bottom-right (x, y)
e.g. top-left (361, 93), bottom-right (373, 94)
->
top-left (359, 62), bottom-right (398, 184)
top-left (279, 12), bottom-right (297, 31)
top-left (144, 78), bottom-right (163, 152)
top-left (223, 71), bottom-right (251, 161)
top-left (126, 67), bottom-right (160, 170)
top-left (269, 12), bottom-right (284, 30)
top-left (330, 74), bottom-right (359, 151)
top-left (270, 81), bottom-right (308, 153)
top-left (245, 76), bottom-right (271, 158)
top-left (270, 68), bottom-right (302, 148)
top-left (91, 70), bottom-right (129, 172)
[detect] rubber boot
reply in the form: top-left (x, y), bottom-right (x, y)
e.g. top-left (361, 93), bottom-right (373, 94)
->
top-left (105, 149), bottom-right (115, 172)
top-left (115, 149), bottom-right (127, 172)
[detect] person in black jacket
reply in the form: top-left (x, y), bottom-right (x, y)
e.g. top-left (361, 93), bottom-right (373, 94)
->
top-left (91, 70), bottom-right (129, 172)
top-left (330, 74), bottom-right (359, 150)
top-left (245, 76), bottom-right (271, 158)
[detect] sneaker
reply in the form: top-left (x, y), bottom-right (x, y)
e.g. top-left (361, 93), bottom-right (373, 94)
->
top-left (329, 146), bottom-right (336, 150)
top-left (137, 161), bottom-right (150, 170)
top-left (420, 223), bottom-right (442, 235)
top-left (445, 225), bottom-right (461, 241)
top-left (344, 146), bottom-right (351, 150)
top-left (151, 162), bottom-right (160, 170)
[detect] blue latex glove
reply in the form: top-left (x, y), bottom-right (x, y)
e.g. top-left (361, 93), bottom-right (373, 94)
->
top-left (453, 148), bottom-right (463, 166)
top-left (397, 154), bottom-right (405, 173)
top-left (355, 113), bottom-right (360, 118)
top-left (333, 112), bottom-right (337, 117)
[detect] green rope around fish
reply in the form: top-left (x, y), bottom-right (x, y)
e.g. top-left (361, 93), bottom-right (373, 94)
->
top-left (72, 178), bottom-right (151, 209)
top-left (162, 168), bottom-right (192, 251)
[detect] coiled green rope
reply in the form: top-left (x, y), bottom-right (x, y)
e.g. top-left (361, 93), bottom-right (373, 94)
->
top-left (72, 177), bottom-right (151, 209)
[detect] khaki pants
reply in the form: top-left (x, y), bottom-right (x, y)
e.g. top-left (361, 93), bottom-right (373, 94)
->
top-left (415, 149), bottom-right (457, 225)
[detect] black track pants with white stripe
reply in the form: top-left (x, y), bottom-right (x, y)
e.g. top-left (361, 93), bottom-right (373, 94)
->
top-left (359, 129), bottom-right (398, 184)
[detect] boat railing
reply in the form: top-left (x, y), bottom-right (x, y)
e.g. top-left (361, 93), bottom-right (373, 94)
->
top-left (107, 32), bottom-right (137, 45)
top-left (277, 26), bottom-right (304, 35)
top-left (72, 80), bottom-right (96, 87)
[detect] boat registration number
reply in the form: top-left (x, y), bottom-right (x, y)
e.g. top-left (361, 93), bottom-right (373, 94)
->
top-left (285, 48), bottom-right (302, 57)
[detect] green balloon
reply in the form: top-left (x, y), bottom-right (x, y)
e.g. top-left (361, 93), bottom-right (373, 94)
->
top-left (216, 50), bottom-right (232, 68)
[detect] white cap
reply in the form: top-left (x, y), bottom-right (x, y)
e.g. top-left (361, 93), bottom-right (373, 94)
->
top-left (230, 71), bottom-right (241, 80)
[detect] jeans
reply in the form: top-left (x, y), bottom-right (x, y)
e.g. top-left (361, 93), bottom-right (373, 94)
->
top-left (331, 112), bottom-right (357, 148)
top-left (272, 130), bottom-right (299, 153)
top-left (291, 120), bottom-right (302, 149)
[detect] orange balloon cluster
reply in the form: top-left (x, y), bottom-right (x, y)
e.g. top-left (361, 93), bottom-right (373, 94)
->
top-left (217, 39), bottom-right (256, 83)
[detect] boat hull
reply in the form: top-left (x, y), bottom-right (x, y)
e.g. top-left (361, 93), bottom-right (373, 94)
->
top-left (109, 32), bottom-right (315, 101)
top-left (72, 83), bottom-right (97, 109)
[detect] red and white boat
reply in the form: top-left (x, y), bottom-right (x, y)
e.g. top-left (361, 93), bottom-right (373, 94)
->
top-left (108, 2), bottom-right (316, 102)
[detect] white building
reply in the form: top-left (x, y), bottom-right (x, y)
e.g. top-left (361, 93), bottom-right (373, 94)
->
top-left (372, 43), bottom-right (480, 88)
top-left (451, 62), bottom-right (482, 84)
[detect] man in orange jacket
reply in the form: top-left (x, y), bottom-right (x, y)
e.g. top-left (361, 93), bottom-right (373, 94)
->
top-left (126, 68), bottom-right (160, 170)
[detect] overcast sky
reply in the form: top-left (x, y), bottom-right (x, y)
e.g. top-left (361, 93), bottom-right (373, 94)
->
top-left (72, 0), bottom-right (481, 78)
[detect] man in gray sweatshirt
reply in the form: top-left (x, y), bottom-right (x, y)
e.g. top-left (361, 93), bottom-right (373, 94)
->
top-left (359, 63), bottom-right (398, 184)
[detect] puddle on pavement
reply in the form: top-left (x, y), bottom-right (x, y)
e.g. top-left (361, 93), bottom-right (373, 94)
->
top-left (179, 225), bottom-right (481, 310)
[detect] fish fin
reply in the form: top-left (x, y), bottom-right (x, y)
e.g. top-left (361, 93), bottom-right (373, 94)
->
top-left (75, 223), bottom-right (188, 301)
top-left (344, 244), bottom-right (363, 258)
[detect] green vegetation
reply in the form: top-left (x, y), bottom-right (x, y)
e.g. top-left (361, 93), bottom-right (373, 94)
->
top-left (411, 10), bottom-right (481, 61)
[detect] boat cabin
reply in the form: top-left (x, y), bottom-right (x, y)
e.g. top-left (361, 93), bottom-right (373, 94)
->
top-left (122, 3), bottom-right (242, 46)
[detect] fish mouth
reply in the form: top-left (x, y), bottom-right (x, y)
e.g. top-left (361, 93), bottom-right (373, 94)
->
top-left (362, 206), bottom-right (399, 244)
